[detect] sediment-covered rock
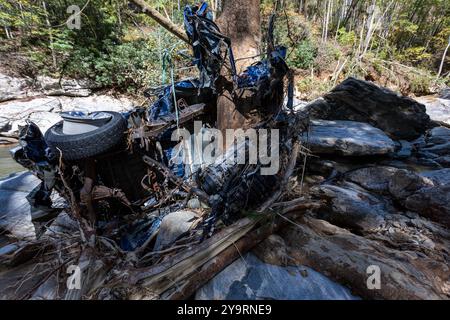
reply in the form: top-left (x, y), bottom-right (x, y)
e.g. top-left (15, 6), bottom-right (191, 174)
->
top-left (405, 185), bottom-right (450, 227)
top-left (279, 216), bottom-right (450, 299)
top-left (388, 169), bottom-right (434, 200)
top-left (36, 76), bottom-right (98, 97)
top-left (345, 166), bottom-right (399, 193)
top-left (0, 94), bottom-right (135, 137)
top-left (313, 182), bottom-right (391, 232)
top-left (0, 73), bottom-right (34, 102)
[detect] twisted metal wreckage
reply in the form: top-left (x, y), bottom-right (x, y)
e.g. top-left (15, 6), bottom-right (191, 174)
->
top-left (7, 2), bottom-right (317, 299)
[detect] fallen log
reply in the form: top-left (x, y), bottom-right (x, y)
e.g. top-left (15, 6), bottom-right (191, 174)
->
top-left (130, 0), bottom-right (190, 44)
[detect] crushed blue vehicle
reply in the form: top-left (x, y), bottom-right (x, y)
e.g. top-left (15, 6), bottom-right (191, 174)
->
top-left (10, 1), bottom-right (300, 250)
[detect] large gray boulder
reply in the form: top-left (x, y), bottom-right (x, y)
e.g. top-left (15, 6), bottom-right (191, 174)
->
top-left (302, 120), bottom-right (396, 156)
top-left (195, 253), bottom-right (358, 300)
top-left (305, 78), bottom-right (431, 140)
top-left (388, 169), bottom-right (434, 200)
top-left (0, 73), bottom-right (97, 101)
top-left (385, 168), bottom-right (450, 227)
top-left (405, 185), bottom-right (450, 227)
top-left (36, 76), bottom-right (97, 97)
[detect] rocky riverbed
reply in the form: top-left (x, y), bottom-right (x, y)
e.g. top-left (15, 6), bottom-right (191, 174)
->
top-left (0, 74), bottom-right (449, 300)
top-left (0, 73), bottom-right (136, 143)
top-left (0, 72), bottom-right (137, 177)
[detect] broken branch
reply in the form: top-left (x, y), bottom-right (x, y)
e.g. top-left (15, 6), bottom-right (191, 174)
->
top-left (130, 0), bottom-right (189, 44)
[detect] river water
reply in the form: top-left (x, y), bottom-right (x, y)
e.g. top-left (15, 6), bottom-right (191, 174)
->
top-left (0, 145), bottom-right (24, 179)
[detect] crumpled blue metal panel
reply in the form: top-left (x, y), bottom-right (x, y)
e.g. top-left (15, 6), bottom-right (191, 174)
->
top-left (183, 2), bottom-right (235, 89)
top-left (20, 122), bottom-right (55, 165)
top-left (148, 79), bottom-right (200, 121)
top-left (238, 46), bottom-right (287, 89)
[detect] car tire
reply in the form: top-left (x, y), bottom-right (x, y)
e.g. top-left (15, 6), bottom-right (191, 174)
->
top-left (45, 111), bottom-right (127, 161)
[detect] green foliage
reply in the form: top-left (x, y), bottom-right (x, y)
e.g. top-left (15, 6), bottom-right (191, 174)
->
top-left (290, 40), bottom-right (317, 69)
top-left (315, 42), bottom-right (342, 68)
top-left (408, 73), bottom-right (433, 96)
top-left (396, 46), bottom-right (432, 64)
top-left (296, 77), bottom-right (331, 100)
top-left (1, 0), bottom-right (449, 95)
top-left (0, 0), bottom-right (193, 93)
top-left (93, 40), bottom-right (159, 91)
top-left (337, 27), bottom-right (356, 46)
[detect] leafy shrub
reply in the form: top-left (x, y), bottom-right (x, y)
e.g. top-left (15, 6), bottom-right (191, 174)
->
top-left (337, 27), bottom-right (356, 47)
top-left (396, 46), bottom-right (432, 64)
top-left (290, 40), bottom-right (317, 69)
top-left (314, 42), bottom-right (342, 70)
top-left (93, 40), bottom-right (159, 91)
top-left (408, 73), bottom-right (432, 96)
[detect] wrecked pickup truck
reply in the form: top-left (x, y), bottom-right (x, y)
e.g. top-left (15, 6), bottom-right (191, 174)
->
top-left (9, 2), bottom-right (308, 251)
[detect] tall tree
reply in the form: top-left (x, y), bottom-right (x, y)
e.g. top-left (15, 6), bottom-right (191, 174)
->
top-left (215, 0), bottom-right (263, 133)
top-left (215, 0), bottom-right (261, 72)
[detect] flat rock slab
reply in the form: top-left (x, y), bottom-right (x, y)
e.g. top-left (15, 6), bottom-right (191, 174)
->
top-left (0, 172), bottom-right (40, 240)
top-left (196, 253), bottom-right (359, 300)
top-left (0, 73), bottom-right (34, 102)
top-left (426, 126), bottom-right (450, 145)
top-left (302, 120), bottom-right (396, 156)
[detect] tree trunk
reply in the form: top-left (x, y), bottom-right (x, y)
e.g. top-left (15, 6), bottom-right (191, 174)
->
top-left (436, 38), bottom-right (450, 80)
top-left (215, 0), bottom-right (262, 133)
top-left (215, 0), bottom-right (261, 73)
top-left (42, 1), bottom-right (57, 70)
